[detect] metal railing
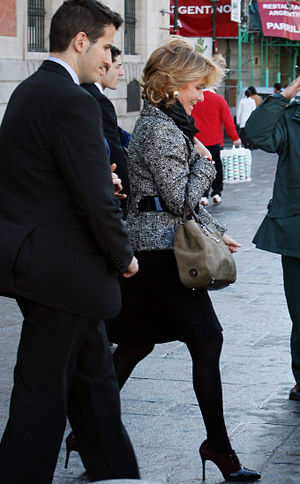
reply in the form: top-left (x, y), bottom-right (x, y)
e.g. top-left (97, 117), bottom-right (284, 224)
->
top-left (27, 0), bottom-right (46, 52)
top-left (124, 0), bottom-right (136, 55)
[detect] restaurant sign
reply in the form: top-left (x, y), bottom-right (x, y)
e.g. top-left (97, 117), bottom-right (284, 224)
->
top-left (257, 0), bottom-right (300, 41)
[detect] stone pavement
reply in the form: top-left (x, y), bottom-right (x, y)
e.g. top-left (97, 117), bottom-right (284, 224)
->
top-left (0, 148), bottom-right (300, 483)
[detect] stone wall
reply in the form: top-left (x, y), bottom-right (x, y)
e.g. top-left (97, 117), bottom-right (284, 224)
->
top-left (0, 0), bottom-right (170, 131)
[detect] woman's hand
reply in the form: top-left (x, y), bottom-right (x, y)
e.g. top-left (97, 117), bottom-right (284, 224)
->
top-left (193, 137), bottom-right (212, 161)
top-left (222, 233), bottom-right (242, 253)
top-left (111, 163), bottom-right (127, 200)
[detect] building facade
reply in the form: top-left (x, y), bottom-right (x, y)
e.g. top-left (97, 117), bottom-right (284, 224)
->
top-left (0, 0), bottom-right (170, 129)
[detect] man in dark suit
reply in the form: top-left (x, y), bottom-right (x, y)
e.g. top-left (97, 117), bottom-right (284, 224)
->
top-left (82, 46), bottom-right (130, 217)
top-left (0, 1), bottom-right (139, 482)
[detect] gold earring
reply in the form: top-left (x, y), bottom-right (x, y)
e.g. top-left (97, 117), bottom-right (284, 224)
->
top-left (173, 90), bottom-right (179, 98)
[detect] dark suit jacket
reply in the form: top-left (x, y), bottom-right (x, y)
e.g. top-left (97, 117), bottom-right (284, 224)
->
top-left (0, 60), bottom-right (133, 319)
top-left (81, 83), bottom-right (130, 200)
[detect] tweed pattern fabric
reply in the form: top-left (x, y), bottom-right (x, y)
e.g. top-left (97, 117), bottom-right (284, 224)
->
top-left (126, 100), bottom-right (226, 251)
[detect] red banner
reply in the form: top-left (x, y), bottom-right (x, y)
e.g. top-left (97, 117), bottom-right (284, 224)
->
top-left (170, 0), bottom-right (238, 38)
top-left (257, 0), bottom-right (300, 41)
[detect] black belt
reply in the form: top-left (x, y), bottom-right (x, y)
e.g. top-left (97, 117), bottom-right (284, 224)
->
top-left (138, 196), bottom-right (169, 212)
top-left (138, 196), bottom-right (200, 214)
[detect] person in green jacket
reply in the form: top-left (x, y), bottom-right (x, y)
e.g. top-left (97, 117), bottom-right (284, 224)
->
top-left (245, 75), bottom-right (300, 401)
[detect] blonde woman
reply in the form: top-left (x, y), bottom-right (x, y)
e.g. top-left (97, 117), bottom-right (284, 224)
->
top-left (107, 38), bottom-right (261, 482)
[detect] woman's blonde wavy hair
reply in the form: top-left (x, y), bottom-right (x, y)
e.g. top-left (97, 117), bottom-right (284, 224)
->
top-left (141, 36), bottom-right (226, 107)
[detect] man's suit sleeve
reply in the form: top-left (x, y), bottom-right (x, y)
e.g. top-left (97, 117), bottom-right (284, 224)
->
top-left (99, 96), bottom-right (131, 197)
top-left (119, 127), bottom-right (131, 148)
top-left (100, 96), bottom-right (121, 153)
top-left (81, 84), bottom-right (130, 197)
top-left (53, 91), bottom-right (133, 274)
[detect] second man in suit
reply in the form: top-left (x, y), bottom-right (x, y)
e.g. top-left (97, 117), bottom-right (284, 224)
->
top-left (82, 46), bottom-right (130, 217)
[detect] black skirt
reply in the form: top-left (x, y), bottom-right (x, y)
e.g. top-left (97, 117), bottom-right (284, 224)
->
top-left (106, 250), bottom-right (222, 345)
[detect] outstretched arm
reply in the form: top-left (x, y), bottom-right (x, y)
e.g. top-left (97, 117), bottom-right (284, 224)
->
top-left (281, 75), bottom-right (300, 100)
top-left (245, 76), bottom-right (300, 153)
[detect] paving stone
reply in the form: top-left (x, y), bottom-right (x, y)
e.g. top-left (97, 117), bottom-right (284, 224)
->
top-left (1, 148), bottom-right (300, 483)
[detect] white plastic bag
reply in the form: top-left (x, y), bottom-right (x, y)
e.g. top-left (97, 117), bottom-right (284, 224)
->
top-left (221, 146), bottom-right (252, 183)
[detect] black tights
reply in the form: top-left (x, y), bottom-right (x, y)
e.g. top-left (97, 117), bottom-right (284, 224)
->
top-left (113, 333), bottom-right (231, 454)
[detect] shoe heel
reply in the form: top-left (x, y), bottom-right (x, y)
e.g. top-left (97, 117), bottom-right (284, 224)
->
top-left (64, 431), bottom-right (78, 469)
top-left (65, 446), bottom-right (71, 469)
top-left (201, 455), bottom-right (206, 481)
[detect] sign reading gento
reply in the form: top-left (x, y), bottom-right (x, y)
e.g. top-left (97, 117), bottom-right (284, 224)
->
top-left (257, 0), bottom-right (300, 41)
top-left (170, 0), bottom-right (238, 38)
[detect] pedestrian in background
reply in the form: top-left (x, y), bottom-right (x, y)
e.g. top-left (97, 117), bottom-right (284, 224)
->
top-left (192, 88), bottom-right (241, 206)
top-left (0, 1), bottom-right (139, 482)
top-left (247, 86), bottom-right (263, 106)
top-left (82, 45), bottom-right (131, 218)
top-left (236, 88), bottom-right (256, 148)
top-left (245, 75), bottom-right (300, 402)
top-left (274, 82), bottom-right (282, 93)
top-left (107, 36), bottom-right (261, 483)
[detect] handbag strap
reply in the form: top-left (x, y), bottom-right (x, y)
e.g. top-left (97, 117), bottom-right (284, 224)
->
top-left (182, 138), bottom-right (194, 224)
top-left (183, 185), bottom-right (198, 223)
top-left (183, 186), bottom-right (214, 231)
top-left (181, 137), bottom-right (216, 236)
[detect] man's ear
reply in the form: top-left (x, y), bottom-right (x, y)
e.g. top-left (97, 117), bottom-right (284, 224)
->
top-left (73, 31), bottom-right (89, 53)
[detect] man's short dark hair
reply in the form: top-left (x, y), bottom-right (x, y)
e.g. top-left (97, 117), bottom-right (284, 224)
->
top-left (110, 45), bottom-right (122, 62)
top-left (50, 0), bottom-right (123, 53)
top-left (111, 46), bottom-right (122, 63)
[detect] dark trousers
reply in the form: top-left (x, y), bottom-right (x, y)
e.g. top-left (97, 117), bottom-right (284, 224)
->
top-left (0, 297), bottom-right (139, 483)
top-left (203, 144), bottom-right (223, 197)
top-left (282, 256), bottom-right (300, 384)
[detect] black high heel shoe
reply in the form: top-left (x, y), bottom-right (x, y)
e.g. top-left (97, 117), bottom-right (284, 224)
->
top-left (65, 431), bottom-right (78, 469)
top-left (199, 440), bottom-right (261, 482)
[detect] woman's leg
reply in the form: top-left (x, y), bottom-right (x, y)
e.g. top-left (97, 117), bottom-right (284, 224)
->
top-left (186, 333), bottom-right (231, 453)
top-left (113, 343), bottom-right (155, 390)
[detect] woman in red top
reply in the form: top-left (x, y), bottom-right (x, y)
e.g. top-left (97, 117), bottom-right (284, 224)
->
top-left (192, 89), bottom-right (241, 205)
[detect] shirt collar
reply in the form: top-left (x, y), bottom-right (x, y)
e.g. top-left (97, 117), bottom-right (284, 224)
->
top-left (47, 56), bottom-right (80, 85)
top-left (95, 82), bottom-right (104, 94)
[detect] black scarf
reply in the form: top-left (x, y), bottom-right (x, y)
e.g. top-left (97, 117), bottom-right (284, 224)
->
top-left (158, 100), bottom-right (199, 142)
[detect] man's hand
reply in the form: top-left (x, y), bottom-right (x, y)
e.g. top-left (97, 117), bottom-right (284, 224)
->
top-left (122, 256), bottom-right (139, 278)
top-left (110, 163), bottom-right (127, 200)
top-left (222, 233), bottom-right (242, 253)
top-left (233, 138), bottom-right (242, 147)
top-left (281, 75), bottom-right (300, 100)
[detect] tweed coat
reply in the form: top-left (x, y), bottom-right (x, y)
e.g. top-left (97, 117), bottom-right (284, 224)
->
top-left (126, 100), bottom-right (226, 251)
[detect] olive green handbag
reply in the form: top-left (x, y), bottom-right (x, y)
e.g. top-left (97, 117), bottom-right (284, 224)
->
top-left (173, 187), bottom-right (236, 290)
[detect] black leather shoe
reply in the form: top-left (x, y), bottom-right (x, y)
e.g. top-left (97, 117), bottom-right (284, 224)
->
top-left (289, 384), bottom-right (300, 401)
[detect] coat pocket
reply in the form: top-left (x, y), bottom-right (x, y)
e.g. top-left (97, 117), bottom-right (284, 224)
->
top-left (0, 225), bottom-right (36, 292)
top-left (64, 229), bottom-right (102, 255)
top-left (13, 227), bottom-right (37, 276)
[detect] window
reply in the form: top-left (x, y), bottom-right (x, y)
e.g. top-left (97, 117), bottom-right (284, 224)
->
top-left (27, 0), bottom-right (46, 52)
top-left (127, 80), bottom-right (140, 112)
top-left (124, 0), bottom-right (136, 55)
